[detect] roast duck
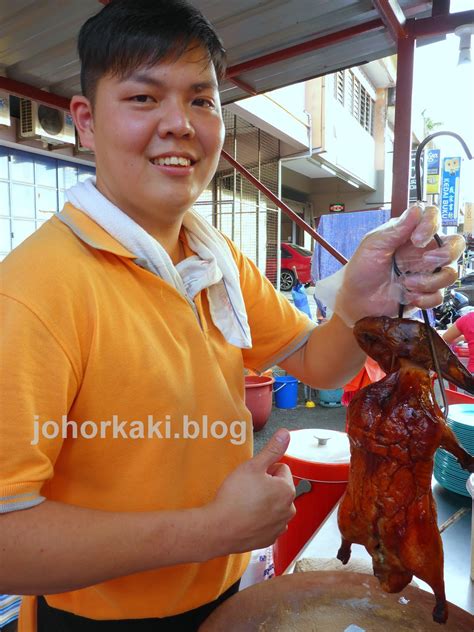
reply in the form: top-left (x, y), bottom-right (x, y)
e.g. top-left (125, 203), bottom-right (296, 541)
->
top-left (337, 316), bottom-right (474, 624)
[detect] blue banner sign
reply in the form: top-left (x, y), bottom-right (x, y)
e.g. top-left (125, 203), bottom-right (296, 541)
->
top-left (440, 156), bottom-right (461, 226)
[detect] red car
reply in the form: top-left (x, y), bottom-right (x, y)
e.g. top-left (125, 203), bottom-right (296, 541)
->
top-left (266, 243), bottom-right (313, 291)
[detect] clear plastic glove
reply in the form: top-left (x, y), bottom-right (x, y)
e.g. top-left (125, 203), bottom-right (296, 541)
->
top-left (313, 204), bottom-right (465, 327)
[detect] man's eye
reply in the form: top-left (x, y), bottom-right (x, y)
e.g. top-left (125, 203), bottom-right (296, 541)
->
top-left (193, 98), bottom-right (214, 108)
top-left (130, 95), bottom-right (154, 103)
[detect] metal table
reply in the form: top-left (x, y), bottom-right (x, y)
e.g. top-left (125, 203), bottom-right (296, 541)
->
top-left (290, 478), bottom-right (473, 615)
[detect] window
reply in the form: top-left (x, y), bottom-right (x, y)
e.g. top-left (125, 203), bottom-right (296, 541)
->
top-left (333, 70), bottom-right (374, 136)
top-left (352, 75), bottom-right (361, 122)
top-left (334, 71), bottom-right (345, 105)
top-left (289, 244), bottom-right (312, 257)
top-left (359, 85), bottom-right (374, 135)
top-left (0, 146), bottom-right (95, 259)
top-left (346, 72), bottom-right (354, 115)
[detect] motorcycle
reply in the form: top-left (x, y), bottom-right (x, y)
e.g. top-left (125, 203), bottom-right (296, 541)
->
top-left (433, 288), bottom-right (473, 329)
top-left (457, 270), bottom-right (474, 287)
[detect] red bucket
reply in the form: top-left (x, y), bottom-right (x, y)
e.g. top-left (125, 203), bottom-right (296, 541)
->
top-left (273, 429), bottom-right (350, 575)
top-left (244, 375), bottom-right (274, 431)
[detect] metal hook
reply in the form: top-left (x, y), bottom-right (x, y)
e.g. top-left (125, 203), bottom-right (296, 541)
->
top-left (415, 131), bottom-right (473, 203)
top-left (395, 131), bottom-right (473, 277)
top-left (398, 131), bottom-right (474, 420)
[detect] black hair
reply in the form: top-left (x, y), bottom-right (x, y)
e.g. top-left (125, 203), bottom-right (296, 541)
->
top-left (78, 0), bottom-right (226, 103)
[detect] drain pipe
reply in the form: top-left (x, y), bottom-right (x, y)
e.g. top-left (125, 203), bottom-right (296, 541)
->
top-left (279, 110), bottom-right (314, 250)
top-left (281, 110), bottom-right (314, 161)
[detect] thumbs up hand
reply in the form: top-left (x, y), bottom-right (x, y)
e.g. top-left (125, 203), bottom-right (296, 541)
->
top-left (207, 429), bottom-right (296, 556)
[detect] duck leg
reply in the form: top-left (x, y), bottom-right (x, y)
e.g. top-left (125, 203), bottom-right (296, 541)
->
top-left (337, 537), bottom-right (352, 565)
top-left (440, 424), bottom-right (474, 472)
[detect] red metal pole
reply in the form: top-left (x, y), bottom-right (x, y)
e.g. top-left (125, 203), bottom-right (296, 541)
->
top-left (228, 77), bottom-right (257, 96)
top-left (391, 35), bottom-right (415, 217)
top-left (226, 19), bottom-right (383, 79)
top-left (0, 77), bottom-right (71, 112)
top-left (408, 10), bottom-right (474, 38)
top-left (221, 149), bottom-right (348, 265)
top-left (372, 0), bottom-right (407, 42)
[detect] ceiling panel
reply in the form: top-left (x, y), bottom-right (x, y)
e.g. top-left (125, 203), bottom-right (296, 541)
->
top-left (0, 0), bottom-right (432, 105)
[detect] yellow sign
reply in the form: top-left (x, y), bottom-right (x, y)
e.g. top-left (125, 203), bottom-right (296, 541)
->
top-left (426, 149), bottom-right (440, 195)
top-left (426, 174), bottom-right (440, 194)
top-left (464, 202), bottom-right (474, 234)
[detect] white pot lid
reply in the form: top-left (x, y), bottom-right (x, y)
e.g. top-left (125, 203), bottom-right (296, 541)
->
top-left (285, 429), bottom-right (350, 464)
top-left (448, 404), bottom-right (474, 428)
top-left (467, 473), bottom-right (474, 498)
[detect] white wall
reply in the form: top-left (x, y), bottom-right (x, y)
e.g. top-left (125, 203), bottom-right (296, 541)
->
top-left (321, 74), bottom-right (376, 188)
top-left (227, 83), bottom-right (309, 151)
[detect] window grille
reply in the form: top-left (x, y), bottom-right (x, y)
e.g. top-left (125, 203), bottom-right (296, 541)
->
top-left (194, 109), bottom-right (281, 285)
top-left (336, 70), bottom-right (375, 136)
top-left (346, 71), bottom-right (354, 116)
top-left (334, 71), bottom-right (345, 105)
top-left (359, 85), bottom-right (374, 135)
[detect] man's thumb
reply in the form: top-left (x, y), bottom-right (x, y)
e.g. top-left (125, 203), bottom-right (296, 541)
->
top-left (253, 429), bottom-right (290, 471)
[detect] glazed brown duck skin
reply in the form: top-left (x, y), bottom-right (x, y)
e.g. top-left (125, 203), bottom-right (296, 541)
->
top-left (337, 316), bottom-right (474, 625)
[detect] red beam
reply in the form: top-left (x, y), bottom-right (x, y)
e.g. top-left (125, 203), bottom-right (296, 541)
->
top-left (221, 149), bottom-right (348, 265)
top-left (391, 35), bottom-right (415, 217)
top-left (408, 9), bottom-right (474, 38)
top-left (226, 19), bottom-right (383, 78)
top-left (228, 77), bottom-right (257, 96)
top-left (432, 0), bottom-right (451, 16)
top-left (372, 0), bottom-right (408, 41)
top-left (0, 77), bottom-right (71, 111)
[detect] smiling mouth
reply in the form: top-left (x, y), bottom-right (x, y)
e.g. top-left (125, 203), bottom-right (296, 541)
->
top-left (150, 156), bottom-right (194, 167)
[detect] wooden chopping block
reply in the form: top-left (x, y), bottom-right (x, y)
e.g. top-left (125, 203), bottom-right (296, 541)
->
top-left (294, 558), bottom-right (376, 574)
top-left (199, 571), bottom-right (473, 631)
top-left (294, 558), bottom-right (419, 587)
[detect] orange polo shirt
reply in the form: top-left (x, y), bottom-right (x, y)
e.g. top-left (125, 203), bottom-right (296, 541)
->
top-left (0, 204), bottom-right (314, 625)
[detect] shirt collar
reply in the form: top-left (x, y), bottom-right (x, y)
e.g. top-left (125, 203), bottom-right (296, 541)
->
top-left (57, 203), bottom-right (136, 259)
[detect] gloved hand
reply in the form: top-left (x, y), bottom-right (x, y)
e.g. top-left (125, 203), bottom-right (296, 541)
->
top-left (314, 204), bottom-right (465, 327)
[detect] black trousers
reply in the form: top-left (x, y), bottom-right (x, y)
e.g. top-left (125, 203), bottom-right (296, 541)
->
top-left (37, 581), bottom-right (239, 631)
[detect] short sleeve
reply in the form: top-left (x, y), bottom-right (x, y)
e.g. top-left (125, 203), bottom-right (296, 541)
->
top-left (225, 239), bottom-right (315, 372)
top-left (454, 313), bottom-right (468, 335)
top-left (0, 295), bottom-right (78, 513)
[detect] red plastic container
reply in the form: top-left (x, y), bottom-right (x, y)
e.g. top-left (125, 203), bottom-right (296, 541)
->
top-left (273, 429), bottom-right (350, 575)
top-left (446, 388), bottom-right (474, 405)
top-left (244, 375), bottom-right (274, 431)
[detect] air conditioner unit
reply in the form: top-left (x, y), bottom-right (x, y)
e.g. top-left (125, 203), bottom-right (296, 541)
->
top-left (19, 99), bottom-right (75, 145)
top-left (0, 92), bottom-right (11, 127)
top-left (74, 132), bottom-right (94, 155)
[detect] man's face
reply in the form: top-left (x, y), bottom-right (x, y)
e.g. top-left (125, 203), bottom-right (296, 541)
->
top-left (73, 46), bottom-right (225, 229)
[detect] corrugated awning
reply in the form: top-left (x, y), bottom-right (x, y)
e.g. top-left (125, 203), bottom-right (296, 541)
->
top-left (0, 0), bottom-right (432, 107)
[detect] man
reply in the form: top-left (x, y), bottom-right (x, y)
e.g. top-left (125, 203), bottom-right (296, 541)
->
top-left (0, 1), bottom-right (464, 630)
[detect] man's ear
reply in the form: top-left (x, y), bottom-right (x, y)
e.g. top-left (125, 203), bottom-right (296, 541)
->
top-left (70, 95), bottom-right (95, 152)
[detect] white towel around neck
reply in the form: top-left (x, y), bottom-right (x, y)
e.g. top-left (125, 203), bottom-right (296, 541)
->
top-left (66, 178), bottom-right (252, 348)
